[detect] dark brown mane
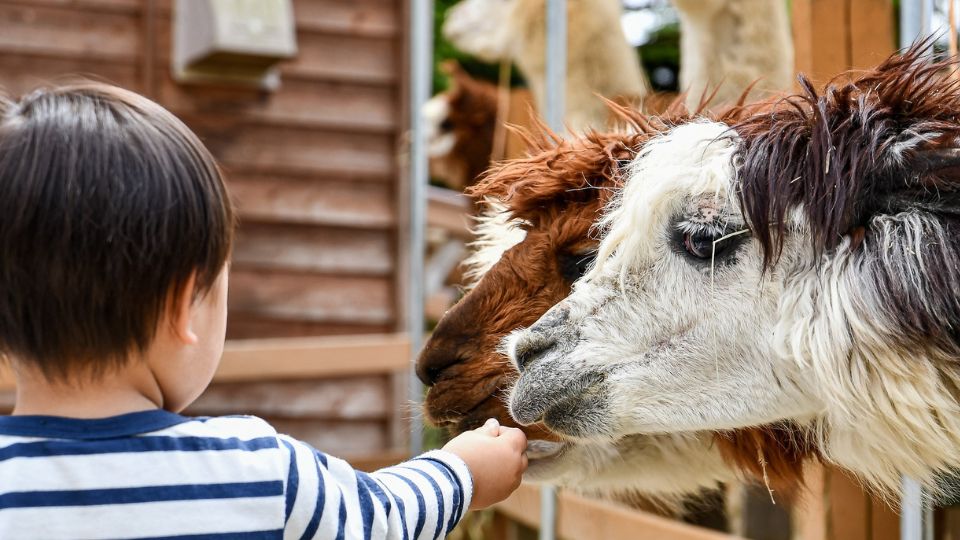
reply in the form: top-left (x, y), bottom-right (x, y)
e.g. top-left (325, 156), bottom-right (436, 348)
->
top-left (735, 41), bottom-right (960, 267)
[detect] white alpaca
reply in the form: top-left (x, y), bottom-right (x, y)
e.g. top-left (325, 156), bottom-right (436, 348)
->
top-left (505, 50), bottom-right (960, 496)
top-left (442, 0), bottom-right (650, 132)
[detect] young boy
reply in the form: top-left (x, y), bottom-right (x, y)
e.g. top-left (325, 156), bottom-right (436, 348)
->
top-left (0, 83), bottom-right (528, 539)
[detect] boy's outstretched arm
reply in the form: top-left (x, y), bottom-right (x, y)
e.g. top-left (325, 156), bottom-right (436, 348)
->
top-left (279, 419), bottom-right (527, 540)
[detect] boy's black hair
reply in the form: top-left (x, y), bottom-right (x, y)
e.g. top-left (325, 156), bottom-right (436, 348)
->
top-left (0, 82), bottom-right (235, 380)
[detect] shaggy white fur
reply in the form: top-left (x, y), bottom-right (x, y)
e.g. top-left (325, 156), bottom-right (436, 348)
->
top-left (460, 200), bottom-right (527, 289)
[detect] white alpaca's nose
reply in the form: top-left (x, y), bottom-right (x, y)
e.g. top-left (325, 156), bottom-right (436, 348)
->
top-left (513, 306), bottom-right (569, 372)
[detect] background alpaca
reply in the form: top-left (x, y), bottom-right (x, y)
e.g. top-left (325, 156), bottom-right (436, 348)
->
top-left (417, 106), bottom-right (816, 499)
top-left (423, 62), bottom-right (500, 190)
top-left (442, 0), bottom-right (650, 132)
top-left (506, 47), bottom-right (960, 496)
top-left (673, 0), bottom-right (794, 109)
top-left (424, 61), bottom-right (535, 190)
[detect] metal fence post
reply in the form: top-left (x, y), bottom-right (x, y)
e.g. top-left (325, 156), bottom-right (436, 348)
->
top-left (898, 2), bottom-right (936, 538)
top-left (539, 0), bottom-right (566, 538)
top-left (407, 0), bottom-right (434, 458)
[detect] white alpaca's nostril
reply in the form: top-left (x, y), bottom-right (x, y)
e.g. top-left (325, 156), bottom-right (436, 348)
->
top-left (512, 332), bottom-right (556, 372)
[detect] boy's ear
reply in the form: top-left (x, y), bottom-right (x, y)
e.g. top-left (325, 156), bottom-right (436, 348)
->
top-left (170, 274), bottom-right (199, 346)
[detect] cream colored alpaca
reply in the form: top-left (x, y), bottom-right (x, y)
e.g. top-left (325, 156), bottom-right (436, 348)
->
top-left (673, 0), bottom-right (794, 109)
top-left (443, 0), bottom-right (650, 132)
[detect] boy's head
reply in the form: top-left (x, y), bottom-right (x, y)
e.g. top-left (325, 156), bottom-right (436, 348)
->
top-left (0, 82), bottom-right (235, 390)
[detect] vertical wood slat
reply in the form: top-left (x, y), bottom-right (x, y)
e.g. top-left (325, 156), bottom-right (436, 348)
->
top-left (849, 0), bottom-right (896, 69)
top-left (791, 0), bottom-right (851, 85)
top-left (792, 0), bottom-right (895, 86)
top-left (794, 463), bottom-right (829, 540)
top-left (792, 463), bottom-right (902, 540)
top-left (829, 469), bottom-right (871, 540)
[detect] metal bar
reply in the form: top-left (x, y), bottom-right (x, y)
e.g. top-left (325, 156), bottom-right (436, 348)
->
top-left (901, 477), bottom-right (925, 540)
top-left (539, 0), bottom-right (566, 538)
top-left (407, 0), bottom-right (434, 457)
top-left (900, 1), bottom-right (935, 532)
top-left (544, 0), bottom-right (566, 131)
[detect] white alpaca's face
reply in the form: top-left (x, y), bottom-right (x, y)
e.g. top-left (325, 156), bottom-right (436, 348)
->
top-left (442, 0), bottom-right (516, 63)
top-left (506, 121), bottom-right (823, 440)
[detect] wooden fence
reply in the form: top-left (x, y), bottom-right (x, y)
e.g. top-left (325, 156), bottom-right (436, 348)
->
top-left (0, 335), bottom-right (412, 469)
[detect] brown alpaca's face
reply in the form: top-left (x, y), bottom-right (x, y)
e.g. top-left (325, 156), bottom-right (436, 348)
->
top-left (416, 201), bottom-right (601, 441)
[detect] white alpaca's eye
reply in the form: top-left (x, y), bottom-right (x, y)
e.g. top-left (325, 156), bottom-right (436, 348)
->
top-left (683, 231), bottom-right (717, 259)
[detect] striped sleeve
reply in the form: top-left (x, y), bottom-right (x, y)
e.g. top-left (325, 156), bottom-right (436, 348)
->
top-left (278, 435), bottom-right (473, 540)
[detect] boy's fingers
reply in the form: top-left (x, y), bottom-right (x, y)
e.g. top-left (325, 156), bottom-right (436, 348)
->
top-left (475, 417), bottom-right (500, 436)
top-left (499, 427), bottom-right (527, 451)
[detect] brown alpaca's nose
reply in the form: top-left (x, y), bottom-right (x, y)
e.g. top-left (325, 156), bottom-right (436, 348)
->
top-left (415, 339), bottom-right (466, 386)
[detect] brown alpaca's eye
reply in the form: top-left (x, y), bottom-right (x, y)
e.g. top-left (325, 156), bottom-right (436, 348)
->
top-left (439, 118), bottom-right (454, 132)
top-left (558, 250), bottom-right (597, 283)
top-left (683, 231), bottom-right (718, 259)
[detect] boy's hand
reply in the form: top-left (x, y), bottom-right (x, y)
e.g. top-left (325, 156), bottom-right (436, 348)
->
top-left (442, 418), bottom-right (528, 510)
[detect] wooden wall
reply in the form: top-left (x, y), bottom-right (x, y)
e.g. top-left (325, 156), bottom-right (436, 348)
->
top-left (0, 0), bottom-right (405, 339)
top-left (0, 0), bottom-right (408, 460)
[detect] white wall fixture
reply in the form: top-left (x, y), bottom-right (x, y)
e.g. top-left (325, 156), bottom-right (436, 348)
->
top-left (172, 0), bottom-right (298, 89)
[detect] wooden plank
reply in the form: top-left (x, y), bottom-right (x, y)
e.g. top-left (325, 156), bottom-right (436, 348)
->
top-left (188, 376), bottom-right (391, 419)
top-left (199, 124), bottom-right (396, 180)
top-left (347, 449), bottom-right (409, 472)
top-left (793, 463), bottom-right (828, 540)
top-left (829, 468), bottom-right (870, 540)
top-left (293, 0), bottom-right (399, 39)
top-left (217, 334), bottom-right (408, 381)
top-left (427, 186), bottom-right (473, 240)
top-left (870, 496), bottom-right (899, 540)
top-left (150, 0), bottom-right (398, 38)
top-left (849, 0), bottom-right (895, 70)
top-left (153, 17), bottom-right (397, 87)
top-left (229, 269), bottom-right (394, 325)
top-left (495, 484), bottom-right (742, 540)
top-left (228, 174), bottom-right (395, 228)
top-left (233, 223), bottom-right (393, 276)
top-left (0, 4), bottom-right (139, 63)
top-left (283, 32), bottom-right (398, 85)
top-left (267, 417), bottom-right (388, 455)
top-left (0, 54), bottom-right (140, 94)
top-left (0, 0), bottom-right (141, 13)
top-left (0, 334), bottom-right (410, 390)
top-left (791, 0), bottom-right (850, 85)
top-left (158, 74), bottom-right (398, 133)
top-left (226, 316), bottom-right (393, 339)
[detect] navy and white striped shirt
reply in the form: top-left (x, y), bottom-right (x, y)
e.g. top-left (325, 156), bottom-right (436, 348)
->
top-left (0, 411), bottom-right (472, 539)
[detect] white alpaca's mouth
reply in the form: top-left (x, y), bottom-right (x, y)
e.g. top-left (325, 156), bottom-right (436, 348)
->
top-left (525, 439), bottom-right (566, 460)
top-left (523, 440), bottom-right (571, 481)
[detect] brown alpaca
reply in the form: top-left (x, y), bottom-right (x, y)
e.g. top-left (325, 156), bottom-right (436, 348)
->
top-left (416, 101), bottom-right (817, 498)
top-left (424, 62), bottom-right (500, 191)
